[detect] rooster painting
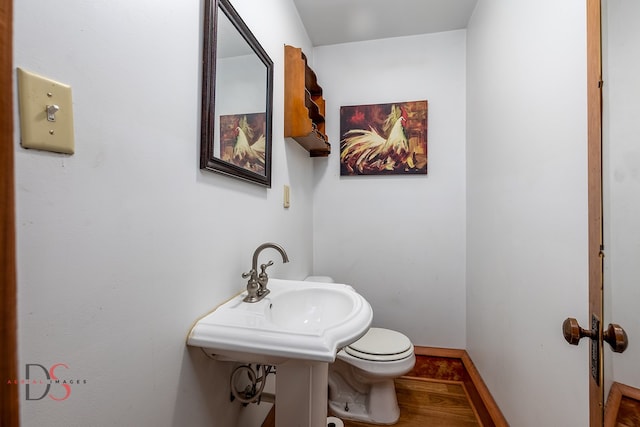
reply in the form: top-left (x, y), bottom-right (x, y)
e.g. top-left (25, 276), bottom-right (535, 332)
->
top-left (219, 113), bottom-right (266, 174)
top-left (340, 101), bottom-right (428, 175)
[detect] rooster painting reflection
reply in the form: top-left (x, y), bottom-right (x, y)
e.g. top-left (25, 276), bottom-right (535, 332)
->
top-left (340, 101), bottom-right (428, 175)
top-left (220, 113), bottom-right (266, 174)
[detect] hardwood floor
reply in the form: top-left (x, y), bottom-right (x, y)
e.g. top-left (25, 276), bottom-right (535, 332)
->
top-left (262, 353), bottom-right (501, 427)
top-left (342, 377), bottom-right (480, 427)
top-left (605, 382), bottom-right (640, 427)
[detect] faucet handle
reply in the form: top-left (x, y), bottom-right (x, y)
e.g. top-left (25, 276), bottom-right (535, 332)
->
top-left (257, 261), bottom-right (274, 292)
top-left (242, 269), bottom-right (256, 279)
top-left (260, 261), bottom-right (274, 273)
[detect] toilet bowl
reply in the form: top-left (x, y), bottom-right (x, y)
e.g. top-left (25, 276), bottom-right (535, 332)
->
top-left (328, 327), bottom-right (415, 424)
top-left (304, 276), bottom-right (416, 425)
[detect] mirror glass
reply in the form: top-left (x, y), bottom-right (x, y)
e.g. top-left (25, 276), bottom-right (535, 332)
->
top-left (200, 0), bottom-right (273, 187)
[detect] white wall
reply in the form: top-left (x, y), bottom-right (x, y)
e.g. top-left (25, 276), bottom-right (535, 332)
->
top-left (602, 0), bottom-right (640, 395)
top-left (311, 31), bottom-right (467, 349)
top-left (14, 0), bottom-right (314, 425)
top-left (466, 0), bottom-right (590, 425)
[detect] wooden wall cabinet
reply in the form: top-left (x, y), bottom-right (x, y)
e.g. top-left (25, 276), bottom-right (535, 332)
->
top-left (284, 45), bottom-right (330, 157)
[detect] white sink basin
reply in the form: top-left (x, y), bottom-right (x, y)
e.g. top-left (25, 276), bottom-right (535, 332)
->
top-left (267, 287), bottom-right (356, 332)
top-left (187, 278), bottom-right (373, 363)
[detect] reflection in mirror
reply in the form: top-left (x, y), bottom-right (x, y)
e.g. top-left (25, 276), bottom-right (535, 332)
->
top-left (200, 0), bottom-right (273, 187)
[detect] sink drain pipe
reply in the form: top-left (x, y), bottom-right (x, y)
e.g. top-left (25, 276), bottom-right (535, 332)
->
top-left (230, 364), bottom-right (275, 405)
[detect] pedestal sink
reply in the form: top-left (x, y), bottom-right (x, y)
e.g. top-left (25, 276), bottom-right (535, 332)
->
top-left (187, 278), bottom-right (373, 427)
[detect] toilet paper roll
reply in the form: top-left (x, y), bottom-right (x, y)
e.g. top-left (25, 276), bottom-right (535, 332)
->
top-left (326, 416), bottom-right (344, 427)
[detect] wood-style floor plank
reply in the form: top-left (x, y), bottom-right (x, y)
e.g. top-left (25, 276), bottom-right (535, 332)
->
top-left (342, 378), bottom-right (480, 427)
top-left (262, 355), bottom-right (489, 427)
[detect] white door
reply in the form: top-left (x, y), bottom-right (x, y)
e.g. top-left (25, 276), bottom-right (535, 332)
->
top-left (602, 0), bottom-right (640, 419)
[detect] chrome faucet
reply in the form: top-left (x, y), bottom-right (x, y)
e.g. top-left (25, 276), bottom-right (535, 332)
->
top-left (242, 242), bottom-right (289, 302)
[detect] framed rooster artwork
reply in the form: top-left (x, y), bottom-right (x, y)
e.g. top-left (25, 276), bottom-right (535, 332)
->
top-left (339, 100), bottom-right (428, 176)
top-left (219, 113), bottom-right (267, 175)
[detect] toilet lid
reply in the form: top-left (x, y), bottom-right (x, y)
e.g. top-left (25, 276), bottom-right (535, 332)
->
top-left (345, 328), bottom-right (413, 362)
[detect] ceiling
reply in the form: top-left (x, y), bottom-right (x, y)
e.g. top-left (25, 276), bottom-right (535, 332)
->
top-left (292, 0), bottom-right (478, 46)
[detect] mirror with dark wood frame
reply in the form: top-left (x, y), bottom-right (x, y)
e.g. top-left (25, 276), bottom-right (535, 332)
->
top-left (200, 0), bottom-right (274, 187)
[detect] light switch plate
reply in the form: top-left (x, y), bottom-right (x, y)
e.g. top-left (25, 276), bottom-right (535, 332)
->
top-left (17, 68), bottom-right (75, 154)
top-left (283, 185), bottom-right (290, 208)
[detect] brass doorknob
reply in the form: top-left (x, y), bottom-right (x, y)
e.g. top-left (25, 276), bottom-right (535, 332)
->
top-left (563, 318), bottom-right (628, 353)
top-left (603, 323), bottom-right (628, 353)
top-left (562, 317), bottom-right (596, 345)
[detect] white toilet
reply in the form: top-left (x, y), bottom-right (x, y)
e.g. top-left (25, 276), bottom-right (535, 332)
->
top-left (304, 276), bottom-right (416, 425)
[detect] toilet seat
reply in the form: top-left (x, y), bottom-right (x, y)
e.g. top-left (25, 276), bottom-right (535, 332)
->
top-left (345, 328), bottom-right (413, 362)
